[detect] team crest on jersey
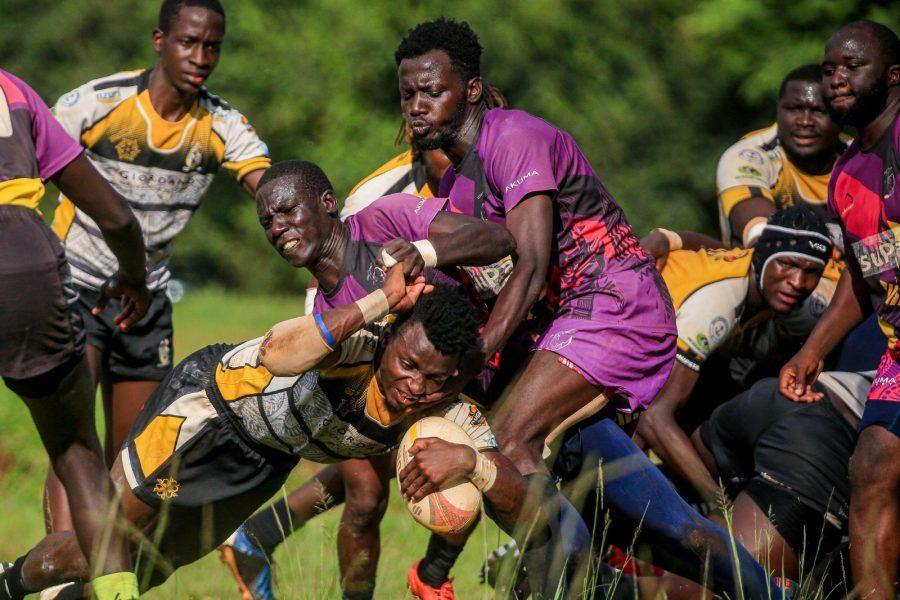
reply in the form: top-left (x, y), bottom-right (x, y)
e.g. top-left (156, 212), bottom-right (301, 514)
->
top-left (708, 316), bottom-right (728, 345)
top-left (183, 142), bottom-right (203, 172)
top-left (153, 477), bottom-right (179, 500)
top-left (115, 137), bottom-right (140, 162)
top-left (60, 90), bottom-right (80, 107)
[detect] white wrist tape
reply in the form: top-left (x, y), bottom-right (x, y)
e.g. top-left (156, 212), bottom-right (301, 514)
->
top-left (412, 240), bottom-right (438, 268)
top-left (381, 248), bottom-right (398, 268)
top-left (355, 289), bottom-right (390, 325)
top-left (742, 218), bottom-right (768, 248)
top-left (656, 228), bottom-right (683, 251)
top-left (258, 314), bottom-right (332, 376)
top-left (468, 450), bottom-right (497, 492)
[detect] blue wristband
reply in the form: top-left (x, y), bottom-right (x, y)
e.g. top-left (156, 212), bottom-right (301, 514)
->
top-left (314, 313), bottom-right (336, 347)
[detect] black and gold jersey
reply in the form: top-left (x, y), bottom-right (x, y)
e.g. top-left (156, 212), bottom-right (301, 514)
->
top-left (716, 124), bottom-right (847, 246)
top-left (50, 69), bottom-right (270, 291)
top-left (340, 150), bottom-right (434, 218)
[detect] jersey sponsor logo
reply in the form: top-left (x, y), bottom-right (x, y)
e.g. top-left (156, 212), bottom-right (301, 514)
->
top-left (693, 333), bottom-right (710, 355)
top-left (708, 316), bottom-right (728, 345)
top-left (504, 170), bottom-right (540, 192)
top-left (738, 149), bottom-right (765, 165)
top-left (852, 226), bottom-right (900, 280)
top-left (153, 477), bottom-right (180, 499)
top-left (60, 89), bottom-right (80, 107)
top-left (157, 338), bottom-right (172, 368)
top-left (96, 89), bottom-right (120, 104)
top-left (414, 196), bottom-right (428, 214)
top-left (545, 328), bottom-right (577, 351)
top-left (115, 137), bottom-right (140, 162)
top-left (736, 165), bottom-right (765, 182)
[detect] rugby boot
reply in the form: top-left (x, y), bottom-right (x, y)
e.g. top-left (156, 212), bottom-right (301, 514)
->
top-left (218, 527), bottom-right (275, 600)
top-left (407, 560), bottom-right (456, 600)
top-left (479, 541), bottom-right (529, 599)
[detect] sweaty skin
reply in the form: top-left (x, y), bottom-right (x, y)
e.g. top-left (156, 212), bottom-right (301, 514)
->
top-left (728, 79), bottom-right (842, 246)
top-left (781, 23), bottom-right (900, 600)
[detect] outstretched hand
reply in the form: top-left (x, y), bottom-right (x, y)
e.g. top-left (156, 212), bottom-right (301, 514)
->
top-left (94, 272), bottom-right (151, 330)
top-left (779, 349), bottom-right (825, 402)
top-left (381, 263), bottom-right (434, 314)
top-left (398, 437), bottom-right (477, 502)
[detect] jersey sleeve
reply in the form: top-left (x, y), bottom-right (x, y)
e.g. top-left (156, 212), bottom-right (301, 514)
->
top-left (211, 107), bottom-right (270, 181)
top-left (485, 121), bottom-right (559, 212)
top-left (350, 194), bottom-right (447, 242)
top-left (673, 278), bottom-right (746, 371)
top-left (716, 139), bottom-right (778, 218)
top-left (23, 82), bottom-right (83, 181)
top-left (434, 400), bottom-right (497, 451)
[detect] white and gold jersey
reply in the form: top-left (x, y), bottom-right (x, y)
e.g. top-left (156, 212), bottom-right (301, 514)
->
top-left (51, 69), bottom-right (270, 291)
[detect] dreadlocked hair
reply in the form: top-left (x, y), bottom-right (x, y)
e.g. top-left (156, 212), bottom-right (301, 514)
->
top-left (395, 18), bottom-right (482, 82)
top-left (395, 83), bottom-right (508, 147)
top-left (393, 284), bottom-right (480, 357)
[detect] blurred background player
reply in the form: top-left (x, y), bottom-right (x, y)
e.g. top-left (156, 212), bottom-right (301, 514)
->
top-left (0, 68), bottom-right (149, 600)
top-left (44, 0), bottom-right (270, 532)
top-left (781, 20), bottom-right (900, 600)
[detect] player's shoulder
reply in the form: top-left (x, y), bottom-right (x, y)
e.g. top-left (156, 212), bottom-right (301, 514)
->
top-left (663, 248), bottom-right (752, 297)
top-left (348, 150), bottom-right (414, 195)
top-left (721, 123), bottom-right (779, 164)
top-left (58, 69), bottom-right (145, 107)
top-left (485, 108), bottom-right (558, 141)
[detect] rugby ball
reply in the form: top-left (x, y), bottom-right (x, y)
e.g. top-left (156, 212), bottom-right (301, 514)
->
top-left (396, 416), bottom-right (482, 534)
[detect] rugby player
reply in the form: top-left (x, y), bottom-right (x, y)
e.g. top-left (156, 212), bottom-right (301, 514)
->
top-left (0, 69), bottom-right (149, 599)
top-left (0, 264), bottom-right (541, 598)
top-left (44, 0), bottom-right (270, 530)
top-left (636, 207), bottom-right (833, 503)
top-left (394, 18), bottom-right (795, 599)
top-left (780, 20), bottom-right (900, 600)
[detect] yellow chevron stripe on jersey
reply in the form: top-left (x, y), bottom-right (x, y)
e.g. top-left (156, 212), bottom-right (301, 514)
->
top-left (662, 248), bottom-right (753, 311)
top-left (51, 196), bottom-right (76, 240)
top-left (0, 178), bottom-right (44, 210)
top-left (133, 414), bottom-right (185, 477)
top-left (364, 376), bottom-right (405, 427)
top-left (215, 363), bottom-right (274, 402)
top-left (349, 150), bottom-right (414, 196)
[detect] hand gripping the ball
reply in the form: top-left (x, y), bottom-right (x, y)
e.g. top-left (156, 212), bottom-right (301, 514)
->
top-left (399, 437), bottom-right (478, 502)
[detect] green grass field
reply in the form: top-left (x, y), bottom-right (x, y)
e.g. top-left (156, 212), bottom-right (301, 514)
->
top-left (0, 288), bottom-right (510, 599)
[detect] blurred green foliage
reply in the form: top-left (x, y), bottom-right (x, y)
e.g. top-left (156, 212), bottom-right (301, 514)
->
top-left (3, 0), bottom-right (898, 292)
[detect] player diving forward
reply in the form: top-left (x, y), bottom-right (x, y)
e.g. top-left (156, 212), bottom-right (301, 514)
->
top-left (0, 266), bottom-right (532, 598)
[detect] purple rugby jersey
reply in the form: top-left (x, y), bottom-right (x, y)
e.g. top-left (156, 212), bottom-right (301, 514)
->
top-left (440, 108), bottom-right (676, 412)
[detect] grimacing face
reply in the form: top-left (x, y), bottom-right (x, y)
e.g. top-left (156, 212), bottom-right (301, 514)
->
top-left (256, 179), bottom-right (336, 268)
top-left (376, 321), bottom-right (459, 414)
top-left (153, 6), bottom-right (224, 95)
top-left (399, 50), bottom-right (471, 151)
top-left (761, 255), bottom-right (824, 314)
top-left (822, 28), bottom-right (894, 126)
top-left (776, 80), bottom-right (841, 161)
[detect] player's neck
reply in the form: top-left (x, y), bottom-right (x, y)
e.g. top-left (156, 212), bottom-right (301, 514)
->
top-left (747, 270), bottom-right (764, 309)
top-left (858, 91), bottom-right (900, 151)
top-left (147, 67), bottom-right (198, 122)
top-left (788, 149), bottom-right (837, 176)
top-left (310, 223), bottom-right (349, 292)
top-left (445, 105), bottom-right (486, 165)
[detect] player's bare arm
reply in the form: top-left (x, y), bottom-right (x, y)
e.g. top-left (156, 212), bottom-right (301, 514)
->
top-left (479, 193), bottom-right (553, 358)
top-left (639, 228), bottom-right (725, 270)
top-left (730, 197), bottom-right (777, 247)
top-left (241, 168), bottom-right (266, 197)
top-left (636, 362), bottom-right (722, 503)
top-left (398, 439), bottom-right (536, 532)
top-left (51, 154), bottom-right (150, 329)
top-left (780, 261), bottom-right (871, 401)
top-left (379, 210), bottom-right (516, 278)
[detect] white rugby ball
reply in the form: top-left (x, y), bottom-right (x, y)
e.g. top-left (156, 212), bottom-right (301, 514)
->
top-left (396, 416), bottom-right (482, 534)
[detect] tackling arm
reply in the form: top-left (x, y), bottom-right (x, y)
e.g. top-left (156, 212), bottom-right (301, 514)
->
top-left (635, 362), bottom-right (723, 503)
top-left (729, 197), bottom-right (776, 247)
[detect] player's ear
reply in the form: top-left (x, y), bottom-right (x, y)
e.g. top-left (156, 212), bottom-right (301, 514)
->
top-left (152, 28), bottom-right (165, 53)
top-left (889, 63), bottom-right (900, 87)
top-left (321, 189), bottom-right (338, 215)
top-left (467, 77), bottom-right (483, 105)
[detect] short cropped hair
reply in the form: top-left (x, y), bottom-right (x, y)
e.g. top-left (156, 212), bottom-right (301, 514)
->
top-left (158, 0), bottom-right (225, 35)
top-left (840, 20), bottom-right (900, 66)
top-left (257, 160), bottom-right (334, 199)
top-left (394, 284), bottom-right (480, 358)
top-left (779, 64), bottom-right (823, 98)
top-left (395, 18), bottom-right (483, 83)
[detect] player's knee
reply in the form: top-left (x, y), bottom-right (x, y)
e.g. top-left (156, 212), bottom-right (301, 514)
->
top-left (343, 489), bottom-right (388, 531)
